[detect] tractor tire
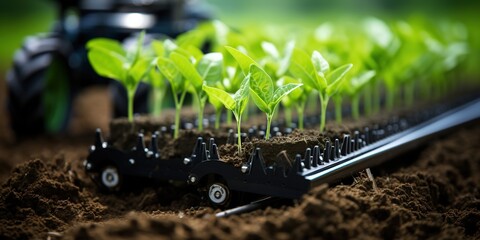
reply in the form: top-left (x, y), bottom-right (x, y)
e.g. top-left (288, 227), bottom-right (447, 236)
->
top-left (7, 33), bottom-right (72, 137)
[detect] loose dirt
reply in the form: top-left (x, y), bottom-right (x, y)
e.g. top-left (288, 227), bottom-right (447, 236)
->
top-left (0, 78), bottom-right (479, 239)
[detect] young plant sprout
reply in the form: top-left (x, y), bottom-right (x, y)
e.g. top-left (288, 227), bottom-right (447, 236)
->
top-left (170, 51), bottom-right (223, 131)
top-left (362, 17), bottom-right (399, 112)
top-left (203, 75), bottom-right (250, 154)
top-left (261, 40), bottom-right (295, 78)
top-left (345, 70), bottom-right (376, 120)
top-left (87, 31), bottom-right (152, 122)
top-left (149, 40), bottom-right (167, 116)
top-left (290, 48), bottom-right (352, 132)
top-left (225, 46), bottom-right (302, 139)
top-left (277, 76), bottom-right (311, 129)
top-left (156, 57), bottom-right (187, 139)
top-left (332, 90), bottom-right (344, 124)
top-left (249, 65), bottom-right (302, 139)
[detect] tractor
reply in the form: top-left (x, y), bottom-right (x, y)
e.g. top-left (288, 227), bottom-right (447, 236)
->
top-left (6, 0), bottom-right (209, 137)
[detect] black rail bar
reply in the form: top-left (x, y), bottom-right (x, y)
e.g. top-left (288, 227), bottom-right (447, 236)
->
top-left (305, 97), bottom-right (480, 186)
top-left (216, 98), bottom-right (480, 216)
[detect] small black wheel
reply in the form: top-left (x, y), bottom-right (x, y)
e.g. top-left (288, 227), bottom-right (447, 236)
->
top-left (7, 33), bottom-right (72, 137)
top-left (99, 165), bottom-right (123, 191)
top-left (207, 182), bottom-right (231, 207)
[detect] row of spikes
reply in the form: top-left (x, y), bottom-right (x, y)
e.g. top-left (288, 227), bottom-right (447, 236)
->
top-left (131, 132), bottom-right (160, 157)
top-left (294, 121), bottom-right (413, 173)
top-left (95, 129), bottom-right (161, 158)
top-left (189, 137), bottom-right (220, 164)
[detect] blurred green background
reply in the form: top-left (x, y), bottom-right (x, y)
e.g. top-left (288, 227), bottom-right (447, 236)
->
top-left (0, 0), bottom-right (478, 71)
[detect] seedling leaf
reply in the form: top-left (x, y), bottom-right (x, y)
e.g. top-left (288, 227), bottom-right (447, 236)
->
top-left (130, 57), bottom-right (155, 83)
top-left (271, 83), bottom-right (303, 108)
top-left (225, 46), bottom-right (257, 76)
top-left (290, 48), bottom-right (320, 89)
top-left (87, 49), bottom-right (125, 80)
top-left (202, 85), bottom-right (235, 110)
top-left (151, 40), bottom-right (165, 57)
top-left (351, 70), bottom-right (376, 90)
top-left (197, 53), bottom-right (223, 85)
top-left (326, 63), bottom-right (353, 95)
top-left (249, 64), bottom-right (274, 103)
top-left (261, 41), bottom-right (280, 59)
top-left (87, 38), bottom-right (126, 57)
top-left (157, 57), bottom-right (184, 93)
top-left (233, 74), bottom-right (251, 102)
top-left (312, 50), bottom-right (330, 74)
top-left (249, 86), bottom-right (270, 114)
top-left (276, 40), bottom-right (295, 77)
top-left (170, 52), bottom-right (203, 89)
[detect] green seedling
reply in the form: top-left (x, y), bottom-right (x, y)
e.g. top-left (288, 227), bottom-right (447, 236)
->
top-left (203, 75), bottom-right (250, 154)
top-left (224, 45), bottom-right (257, 122)
top-left (345, 70), bottom-right (376, 120)
top-left (225, 46), bottom-right (302, 139)
top-left (278, 76), bottom-right (311, 129)
top-left (362, 17), bottom-right (399, 112)
top-left (221, 64), bottom-right (246, 125)
top-left (290, 48), bottom-right (352, 132)
top-left (156, 57), bottom-right (187, 139)
top-left (261, 40), bottom-right (295, 78)
top-left (170, 51), bottom-right (223, 131)
top-left (149, 40), bottom-right (167, 116)
top-left (249, 65), bottom-right (302, 140)
top-left (87, 31), bottom-right (152, 122)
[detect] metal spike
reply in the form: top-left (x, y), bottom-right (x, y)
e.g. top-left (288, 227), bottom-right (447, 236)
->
top-left (294, 154), bottom-right (303, 173)
top-left (209, 138), bottom-right (215, 153)
top-left (284, 127), bottom-right (293, 135)
top-left (341, 134), bottom-right (350, 156)
top-left (160, 126), bottom-right (168, 135)
top-left (249, 148), bottom-right (267, 176)
top-left (94, 128), bottom-right (104, 148)
top-left (330, 146), bottom-right (335, 161)
top-left (364, 127), bottom-right (370, 145)
top-left (201, 142), bottom-right (207, 161)
top-left (136, 133), bottom-right (146, 152)
top-left (334, 139), bottom-right (340, 159)
top-left (353, 131), bottom-right (360, 151)
top-left (350, 139), bottom-right (355, 153)
top-left (323, 141), bottom-right (331, 163)
top-left (259, 130), bottom-right (265, 139)
top-left (192, 137), bottom-right (203, 158)
top-left (304, 148), bottom-right (311, 169)
top-left (312, 145), bottom-right (319, 167)
top-left (248, 128), bottom-right (255, 138)
top-left (372, 129), bottom-right (378, 142)
top-left (150, 133), bottom-right (158, 154)
top-left (210, 143), bottom-right (219, 160)
top-left (227, 129), bottom-right (234, 144)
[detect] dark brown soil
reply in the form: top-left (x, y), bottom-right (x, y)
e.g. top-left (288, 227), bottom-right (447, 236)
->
top-left (0, 77), bottom-right (479, 239)
top-left (65, 124), bottom-right (480, 240)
